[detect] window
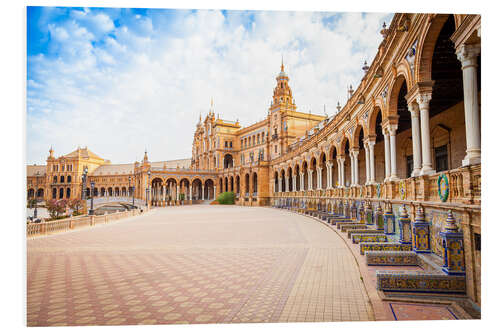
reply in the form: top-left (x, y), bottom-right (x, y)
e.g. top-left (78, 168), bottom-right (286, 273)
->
top-left (474, 233), bottom-right (481, 251)
top-left (229, 141), bottom-right (232, 148)
top-left (67, 175), bottom-right (72, 183)
top-left (225, 141), bottom-right (228, 148)
top-left (53, 176), bottom-right (57, 183)
top-left (62, 165), bottom-right (65, 172)
top-left (60, 175), bottom-right (65, 183)
top-left (434, 145), bottom-right (448, 172)
top-left (406, 155), bottom-right (413, 178)
top-left (275, 145), bottom-right (278, 153)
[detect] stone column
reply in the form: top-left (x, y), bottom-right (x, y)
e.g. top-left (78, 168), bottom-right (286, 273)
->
top-left (457, 44), bottom-right (481, 166)
top-left (416, 93), bottom-right (435, 175)
top-left (338, 157), bottom-right (345, 187)
top-left (201, 185), bottom-right (205, 200)
top-left (408, 103), bottom-right (422, 176)
top-left (351, 149), bottom-right (359, 186)
top-left (388, 124), bottom-right (398, 180)
top-left (189, 185), bottom-right (192, 200)
top-left (307, 169), bottom-right (313, 190)
top-left (326, 162), bottom-right (333, 189)
top-left (363, 142), bottom-right (370, 185)
top-left (278, 177), bottom-right (282, 192)
top-left (316, 167), bottom-right (322, 189)
top-left (299, 172), bottom-right (304, 191)
top-left (349, 153), bottom-right (354, 186)
top-left (285, 176), bottom-right (289, 192)
top-left (176, 185), bottom-right (180, 201)
top-left (383, 129), bottom-right (391, 181)
top-left (292, 175), bottom-right (297, 192)
top-left (213, 186), bottom-right (216, 200)
top-left (368, 140), bottom-right (376, 183)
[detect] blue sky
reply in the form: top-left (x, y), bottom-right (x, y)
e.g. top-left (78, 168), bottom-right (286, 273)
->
top-left (27, 6), bottom-right (393, 164)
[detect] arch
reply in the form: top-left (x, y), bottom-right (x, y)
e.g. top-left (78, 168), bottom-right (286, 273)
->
top-left (244, 173), bottom-right (250, 194)
top-left (368, 106), bottom-right (383, 137)
top-left (192, 178), bottom-right (203, 200)
top-left (301, 160), bottom-right (308, 173)
top-left (27, 188), bottom-right (35, 199)
top-left (93, 187), bottom-right (98, 197)
top-left (319, 152), bottom-right (327, 189)
top-left (36, 188), bottom-right (44, 199)
top-left (235, 175), bottom-right (240, 194)
top-left (114, 187), bottom-right (120, 197)
top-left (59, 188), bottom-right (64, 199)
top-left (229, 176), bottom-right (234, 192)
top-left (67, 175), bottom-right (72, 183)
top-left (286, 166), bottom-right (293, 191)
top-left (339, 136), bottom-right (349, 155)
top-left (252, 172), bottom-right (258, 194)
top-left (121, 187), bottom-right (127, 196)
top-left (223, 153), bottom-right (234, 169)
top-left (107, 187), bottom-right (113, 196)
top-left (280, 169), bottom-right (286, 192)
top-left (387, 74), bottom-right (408, 117)
top-left (415, 14), bottom-right (456, 83)
top-left (294, 164), bottom-right (300, 191)
top-left (274, 171), bottom-right (279, 193)
top-left (100, 187), bottom-right (106, 196)
top-left (204, 179), bottom-right (215, 200)
top-left (52, 188), bottom-right (57, 199)
top-left (224, 177), bottom-right (228, 192)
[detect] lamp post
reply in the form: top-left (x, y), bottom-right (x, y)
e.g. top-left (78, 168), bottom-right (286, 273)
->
top-left (89, 181), bottom-right (95, 215)
top-left (81, 166), bottom-right (88, 200)
top-left (147, 170), bottom-right (151, 208)
top-left (132, 185), bottom-right (135, 207)
top-left (128, 175), bottom-right (131, 202)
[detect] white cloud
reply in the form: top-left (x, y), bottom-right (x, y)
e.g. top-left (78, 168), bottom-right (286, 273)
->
top-left (27, 9), bottom-right (393, 165)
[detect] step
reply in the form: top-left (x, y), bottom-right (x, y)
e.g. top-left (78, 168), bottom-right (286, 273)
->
top-left (336, 221), bottom-right (358, 230)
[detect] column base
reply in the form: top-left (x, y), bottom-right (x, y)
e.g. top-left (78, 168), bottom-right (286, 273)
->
top-left (462, 154), bottom-right (481, 167)
top-left (419, 166), bottom-right (435, 176)
top-left (411, 168), bottom-right (421, 177)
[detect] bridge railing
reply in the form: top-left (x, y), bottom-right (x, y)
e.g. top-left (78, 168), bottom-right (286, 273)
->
top-left (86, 196), bottom-right (146, 207)
top-left (27, 208), bottom-right (145, 238)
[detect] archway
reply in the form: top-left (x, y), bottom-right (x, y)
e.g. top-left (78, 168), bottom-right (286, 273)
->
top-left (192, 178), bottom-right (203, 200)
top-left (252, 172), bottom-right (258, 195)
top-left (36, 188), bottom-right (44, 199)
top-left (204, 179), bottom-right (215, 200)
top-left (223, 154), bottom-right (234, 169)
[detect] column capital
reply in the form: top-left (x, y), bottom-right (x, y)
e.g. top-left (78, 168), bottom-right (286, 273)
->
top-left (326, 161), bottom-right (334, 168)
top-left (416, 92), bottom-right (432, 109)
top-left (408, 102), bottom-right (420, 117)
top-left (350, 148), bottom-right (360, 156)
top-left (337, 156), bottom-right (345, 163)
top-left (456, 43), bottom-right (481, 66)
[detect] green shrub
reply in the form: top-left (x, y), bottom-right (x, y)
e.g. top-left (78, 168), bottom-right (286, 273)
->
top-left (216, 191), bottom-right (235, 205)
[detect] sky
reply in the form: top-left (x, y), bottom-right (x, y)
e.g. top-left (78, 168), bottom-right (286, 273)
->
top-left (26, 6), bottom-right (393, 165)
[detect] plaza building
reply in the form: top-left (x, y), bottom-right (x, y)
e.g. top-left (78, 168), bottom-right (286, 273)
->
top-left (27, 13), bottom-right (481, 306)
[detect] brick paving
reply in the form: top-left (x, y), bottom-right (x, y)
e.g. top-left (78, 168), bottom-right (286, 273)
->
top-left (27, 206), bottom-right (375, 326)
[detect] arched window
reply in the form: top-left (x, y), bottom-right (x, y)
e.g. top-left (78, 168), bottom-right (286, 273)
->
top-left (67, 175), bottom-right (72, 183)
top-left (59, 188), bottom-right (64, 199)
top-left (66, 188), bottom-right (71, 198)
top-left (60, 175), bottom-right (64, 183)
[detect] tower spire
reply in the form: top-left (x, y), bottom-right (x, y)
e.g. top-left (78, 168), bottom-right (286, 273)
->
top-left (281, 55), bottom-right (284, 72)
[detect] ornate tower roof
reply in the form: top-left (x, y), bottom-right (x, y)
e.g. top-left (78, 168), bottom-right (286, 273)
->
top-left (271, 60), bottom-right (295, 109)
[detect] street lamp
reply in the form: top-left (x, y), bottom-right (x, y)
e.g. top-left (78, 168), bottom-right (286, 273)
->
top-left (89, 181), bottom-right (95, 215)
top-left (147, 170), bottom-right (151, 208)
top-left (132, 185), bottom-right (135, 207)
top-left (81, 166), bottom-right (88, 200)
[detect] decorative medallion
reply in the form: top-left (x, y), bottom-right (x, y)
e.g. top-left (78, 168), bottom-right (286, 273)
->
top-left (437, 173), bottom-right (450, 202)
top-left (399, 181), bottom-right (406, 200)
top-left (376, 183), bottom-right (381, 198)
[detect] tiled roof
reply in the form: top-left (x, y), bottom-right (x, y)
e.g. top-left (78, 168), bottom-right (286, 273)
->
top-left (63, 147), bottom-right (104, 160)
top-left (27, 165), bottom-right (46, 177)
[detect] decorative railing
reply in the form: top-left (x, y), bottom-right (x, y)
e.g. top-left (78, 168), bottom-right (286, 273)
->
top-left (271, 165), bottom-right (480, 207)
top-left (27, 209), bottom-right (144, 238)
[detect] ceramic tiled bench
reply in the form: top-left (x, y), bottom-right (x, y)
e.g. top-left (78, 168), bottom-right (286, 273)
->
top-left (352, 233), bottom-right (388, 244)
top-left (347, 229), bottom-right (384, 239)
top-left (359, 242), bottom-right (412, 255)
top-left (376, 270), bottom-right (466, 293)
top-left (365, 250), bottom-right (418, 265)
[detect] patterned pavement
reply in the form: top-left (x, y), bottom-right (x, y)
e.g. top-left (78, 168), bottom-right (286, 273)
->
top-left (27, 206), bottom-right (374, 326)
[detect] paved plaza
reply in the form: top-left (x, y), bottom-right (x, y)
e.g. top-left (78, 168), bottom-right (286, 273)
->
top-left (27, 206), bottom-right (375, 326)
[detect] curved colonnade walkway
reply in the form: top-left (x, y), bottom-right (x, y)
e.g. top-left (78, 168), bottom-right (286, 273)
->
top-left (28, 206), bottom-right (374, 326)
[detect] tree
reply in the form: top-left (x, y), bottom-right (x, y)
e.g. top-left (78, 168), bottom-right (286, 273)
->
top-left (27, 198), bottom-right (37, 209)
top-left (46, 199), bottom-right (67, 219)
top-left (68, 198), bottom-right (84, 215)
